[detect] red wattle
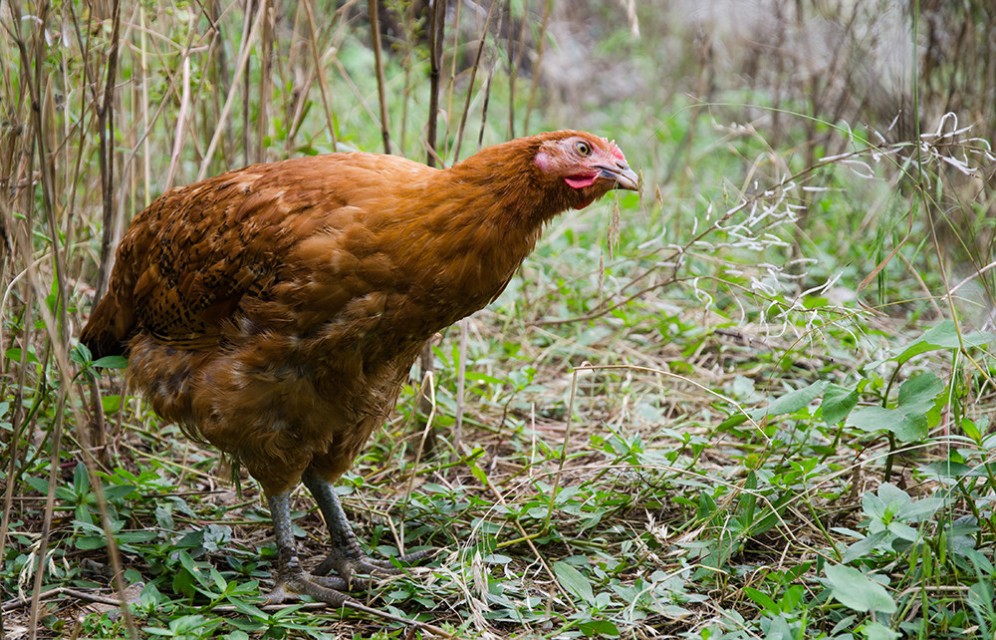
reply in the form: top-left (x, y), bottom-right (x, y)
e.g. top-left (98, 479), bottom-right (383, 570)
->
top-left (565, 174), bottom-right (597, 189)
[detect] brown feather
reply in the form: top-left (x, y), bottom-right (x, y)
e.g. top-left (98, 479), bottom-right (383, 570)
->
top-left (80, 130), bottom-right (637, 494)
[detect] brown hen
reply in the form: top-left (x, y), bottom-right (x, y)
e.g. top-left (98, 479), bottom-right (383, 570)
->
top-left (80, 130), bottom-right (638, 605)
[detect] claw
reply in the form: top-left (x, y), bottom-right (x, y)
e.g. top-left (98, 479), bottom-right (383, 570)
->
top-left (266, 571), bottom-right (356, 607)
top-left (266, 478), bottom-right (433, 607)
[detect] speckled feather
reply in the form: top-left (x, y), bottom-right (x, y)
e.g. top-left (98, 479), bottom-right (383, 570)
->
top-left (80, 131), bottom-right (632, 494)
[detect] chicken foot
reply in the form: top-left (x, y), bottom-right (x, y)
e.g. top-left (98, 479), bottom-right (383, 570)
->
top-left (302, 472), bottom-right (431, 582)
top-left (265, 491), bottom-right (360, 606)
top-left (264, 475), bottom-right (428, 606)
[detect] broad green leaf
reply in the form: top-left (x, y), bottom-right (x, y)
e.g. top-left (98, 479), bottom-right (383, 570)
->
top-left (553, 561), bottom-right (594, 604)
top-left (893, 320), bottom-right (996, 364)
top-left (897, 373), bottom-right (944, 414)
top-left (467, 460), bottom-right (488, 487)
top-left (744, 587), bottom-right (778, 614)
top-left (750, 381), bottom-right (828, 420)
top-left (825, 564), bottom-right (896, 613)
top-left (848, 405), bottom-right (928, 443)
top-left (961, 418), bottom-right (981, 441)
top-left (876, 482), bottom-right (911, 507)
top-left (76, 535), bottom-right (108, 550)
top-left (862, 621), bottom-right (901, 640)
top-left (101, 394), bottom-right (122, 413)
top-left (822, 384), bottom-right (859, 425)
top-left (579, 619), bottom-right (620, 637)
top-left (842, 530), bottom-right (890, 564)
top-left (920, 461), bottom-right (978, 478)
top-left (886, 521), bottom-right (919, 542)
top-left (92, 355), bottom-right (129, 369)
top-left (103, 485), bottom-right (136, 501)
top-left (890, 412), bottom-right (929, 443)
top-left (116, 530), bottom-right (159, 544)
top-left (71, 342), bottom-right (92, 366)
top-left (900, 496), bottom-right (945, 521)
top-left (848, 406), bottom-right (901, 433)
top-left (847, 373), bottom-right (944, 442)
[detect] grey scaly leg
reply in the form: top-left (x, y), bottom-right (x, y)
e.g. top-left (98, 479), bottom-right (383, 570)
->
top-left (302, 472), bottom-right (430, 583)
top-left (264, 490), bottom-right (355, 605)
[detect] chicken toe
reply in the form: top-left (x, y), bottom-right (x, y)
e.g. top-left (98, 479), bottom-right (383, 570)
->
top-left (266, 491), bottom-right (373, 606)
top-left (303, 472), bottom-right (430, 585)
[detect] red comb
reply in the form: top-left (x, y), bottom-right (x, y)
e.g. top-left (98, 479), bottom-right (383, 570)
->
top-left (608, 139), bottom-right (625, 161)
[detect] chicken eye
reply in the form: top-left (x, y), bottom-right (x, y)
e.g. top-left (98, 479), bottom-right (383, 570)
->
top-left (575, 141), bottom-right (592, 157)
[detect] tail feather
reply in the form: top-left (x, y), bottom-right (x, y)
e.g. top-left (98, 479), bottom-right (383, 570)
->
top-left (80, 293), bottom-right (133, 358)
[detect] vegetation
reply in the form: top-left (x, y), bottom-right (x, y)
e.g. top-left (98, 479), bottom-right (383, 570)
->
top-left (2, 0), bottom-right (995, 638)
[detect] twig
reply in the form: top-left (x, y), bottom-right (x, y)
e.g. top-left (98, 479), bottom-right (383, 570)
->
top-left (94, 0), bottom-right (123, 301)
top-left (2, 587), bottom-right (125, 612)
top-left (426, 0), bottom-right (445, 168)
top-left (368, 0), bottom-right (391, 154)
top-left (453, 0), bottom-right (499, 162)
top-left (417, 0), bottom-right (448, 454)
top-left (165, 54), bottom-right (191, 190)
top-left (523, 0), bottom-right (553, 133)
top-left (301, 0), bottom-right (339, 152)
top-left (197, 0), bottom-right (266, 180)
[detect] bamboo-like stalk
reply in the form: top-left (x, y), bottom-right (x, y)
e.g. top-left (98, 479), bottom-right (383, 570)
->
top-left (452, 0), bottom-right (498, 162)
top-left (258, 0), bottom-right (274, 162)
top-left (418, 0), bottom-right (448, 454)
top-left (508, 0), bottom-right (530, 138)
top-left (302, 0), bottom-right (337, 152)
top-left (241, 0), bottom-right (254, 167)
top-left (369, 0), bottom-right (392, 154)
top-left (198, 0), bottom-right (266, 180)
top-left (94, 0), bottom-right (123, 301)
top-left (524, 0), bottom-right (553, 133)
top-left (426, 0), bottom-right (446, 167)
top-left (442, 0), bottom-right (461, 157)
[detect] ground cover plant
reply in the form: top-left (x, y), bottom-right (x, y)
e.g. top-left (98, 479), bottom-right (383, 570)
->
top-left (1, 0), bottom-right (995, 638)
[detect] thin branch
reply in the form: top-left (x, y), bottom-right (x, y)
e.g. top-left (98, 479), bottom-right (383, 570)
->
top-left (453, 0), bottom-right (499, 162)
top-left (93, 0), bottom-right (123, 301)
top-left (369, 0), bottom-right (391, 154)
top-left (302, 0), bottom-right (338, 151)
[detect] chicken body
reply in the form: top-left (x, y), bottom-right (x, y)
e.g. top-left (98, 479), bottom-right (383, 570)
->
top-left (80, 130), bottom-right (637, 604)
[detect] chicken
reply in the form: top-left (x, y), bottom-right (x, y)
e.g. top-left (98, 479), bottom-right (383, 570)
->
top-left (79, 130), bottom-right (638, 605)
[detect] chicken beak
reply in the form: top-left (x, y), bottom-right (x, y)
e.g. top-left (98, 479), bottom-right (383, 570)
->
top-left (595, 162), bottom-right (640, 191)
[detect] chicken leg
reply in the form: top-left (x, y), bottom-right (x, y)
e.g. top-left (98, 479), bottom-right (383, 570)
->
top-left (302, 472), bottom-right (418, 582)
top-left (265, 491), bottom-right (357, 605)
top-left (265, 473), bottom-right (429, 605)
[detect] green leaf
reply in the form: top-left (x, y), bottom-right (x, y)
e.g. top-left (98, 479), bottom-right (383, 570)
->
top-left (825, 564), bottom-right (896, 614)
top-left (861, 621), bottom-right (901, 640)
top-left (848, 406), bottom-right (904, 434)
top-left (579, 619), bottom-right (620, 637)
top-left (893, 320), bottom-right (996, 364)
top-left (553, 561), bottom-right (594, 604)
top-left (751, 381), bottom-right (828, 420)
top-left (103, 485), bottom-right (136, 501)
top-left (92, 355), bottom-right (129, 370)
top-left (744, 587), bottom-right (778, 615)
top-left (848, 373), bottom-right (944, 442)
top-left (71, 342), bottom-right (92, 366)
top-left (897, 373), bottom-right (944, 415)
top-left (76, 535), bottom-right (108, 550)
top-left (101, 394), bottom-right (122, 413)
top-left (920, 461), bottom-right (981, 478)
top-left (822, 384), bottom-right (859, 425)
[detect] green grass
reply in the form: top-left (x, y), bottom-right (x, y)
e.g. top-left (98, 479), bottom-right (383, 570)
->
top-left (2, 1), bottom-right (996, 639)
